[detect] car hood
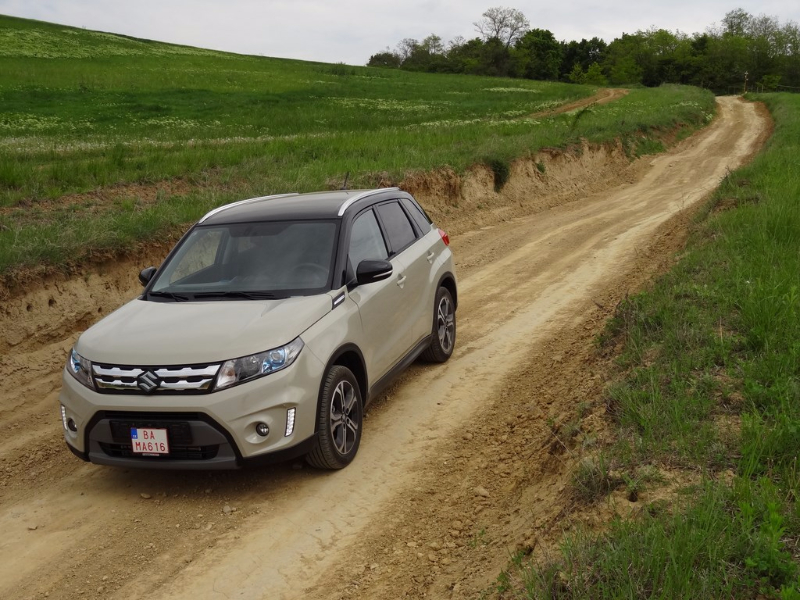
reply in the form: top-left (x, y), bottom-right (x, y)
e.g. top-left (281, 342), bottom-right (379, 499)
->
top-left (76, 295), bottom-right (332, 365)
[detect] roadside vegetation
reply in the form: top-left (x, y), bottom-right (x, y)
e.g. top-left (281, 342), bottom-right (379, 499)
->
top-left (0, 15), bottom-right (714, 275)
top-left (505, 93), bottom-right (800, 598)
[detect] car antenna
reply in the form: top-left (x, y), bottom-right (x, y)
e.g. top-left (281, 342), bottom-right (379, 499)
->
top-left (341, 171), bottom-right (350, 190)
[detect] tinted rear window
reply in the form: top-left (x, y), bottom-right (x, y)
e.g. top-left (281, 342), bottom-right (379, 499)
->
top-left (376, 202), bottom-right (417, 254)
top-left (401, 198), bottom-right (432, 234)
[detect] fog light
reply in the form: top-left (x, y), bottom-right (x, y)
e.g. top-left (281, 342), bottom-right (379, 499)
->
top-left (67, 418), bottom-right (78, 433)
top-left (255, 422), bottom-right (269, 437)
top-left (285, 408), bottom-right (296, 437)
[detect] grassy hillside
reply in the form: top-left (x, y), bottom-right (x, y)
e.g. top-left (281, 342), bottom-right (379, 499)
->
top-left (514, 93), bottom-right (800, 599)
top-left (0, 15), bottom-right (714, 274)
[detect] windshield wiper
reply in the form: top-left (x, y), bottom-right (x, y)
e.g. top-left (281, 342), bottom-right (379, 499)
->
top-left (148, 290), bottom-right (191, 302)
top-left (191, 291), bottom-right (278, 300)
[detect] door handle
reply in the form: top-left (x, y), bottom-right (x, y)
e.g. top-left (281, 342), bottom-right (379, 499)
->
top-left (426, 251), bottom-right (435, 264)
top-left (396, 274), bottom-right (407, 288)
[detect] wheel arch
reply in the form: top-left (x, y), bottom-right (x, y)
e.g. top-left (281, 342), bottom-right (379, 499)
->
top-left (437, 272), bottom-right (458, 309)
top-left (318, 344), bottom-right (368, 417)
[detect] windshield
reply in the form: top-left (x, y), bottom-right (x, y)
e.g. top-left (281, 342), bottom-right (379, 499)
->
top-left (149, 220), bottom-right (338, 300)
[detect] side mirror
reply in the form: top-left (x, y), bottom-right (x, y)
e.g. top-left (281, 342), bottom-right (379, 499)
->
top-left (356, 260), bottom-right (393, 286)
top-left (139, 266), bottom-right (157, 286)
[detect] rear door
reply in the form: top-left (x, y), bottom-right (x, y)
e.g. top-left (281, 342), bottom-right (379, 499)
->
top-left (374, 200), bottom-right (432, 353)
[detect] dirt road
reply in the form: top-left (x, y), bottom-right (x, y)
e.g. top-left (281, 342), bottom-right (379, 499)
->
top-left (0, 97), bottom-right (768, 600)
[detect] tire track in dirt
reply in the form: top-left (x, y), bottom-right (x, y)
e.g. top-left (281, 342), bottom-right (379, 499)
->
top-left (528, 87), bottom-right (629, 119)
top-left (0, 97), bottom-right (768, 600)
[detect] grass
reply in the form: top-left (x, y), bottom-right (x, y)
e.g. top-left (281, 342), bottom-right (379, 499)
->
top-left (508, 93), bottom-right (800, 599)
top-left (0, 14), bottom-right (715, 275)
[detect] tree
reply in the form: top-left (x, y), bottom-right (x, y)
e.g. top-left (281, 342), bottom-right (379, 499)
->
top-left (604, 34), bottom-right (645, 84)
top-left (420, 34), bottom-right (445, 55)
top-left (474, 6), bottom-right (530, 48)
top-left (367, 51), bottom-right (401, 68)
top-left (722, 8), bottom-right (752, 37)
top-left (448, 36), bottom-right (467, 54)
top-left (446, 37), bottom-right (487, 74)
top-left (513, 29), bottom-right (562, 80)
top-left (584, 62), bottom-right (608, 85)
top-left (560, 37), bottom-right (607, 80)
top-left (395, 38), bottom-right (419, 61)
top-left (568, 63), bottom-right (586, 83)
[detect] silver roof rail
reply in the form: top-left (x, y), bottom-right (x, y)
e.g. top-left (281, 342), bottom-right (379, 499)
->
top-left (337, 187), bottom-right (400, 217)
top-left (199, 193), bottom-right (300, 223)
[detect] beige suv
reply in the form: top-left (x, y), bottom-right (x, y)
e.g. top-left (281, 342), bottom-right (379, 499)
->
top-left (59, 188), bottom-right (457, 469)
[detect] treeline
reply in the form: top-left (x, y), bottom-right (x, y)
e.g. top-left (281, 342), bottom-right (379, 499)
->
top-left (367, 7), bottom-right (800, 93)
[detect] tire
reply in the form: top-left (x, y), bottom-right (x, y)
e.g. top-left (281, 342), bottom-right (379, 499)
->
top-left (306, 365), bottom-right (363, 469)
top-left (421, 286), bottom-right (456, 363)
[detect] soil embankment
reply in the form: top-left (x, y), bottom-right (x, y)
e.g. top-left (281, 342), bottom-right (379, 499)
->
top-left (0, 97), bottom-right (769, 600)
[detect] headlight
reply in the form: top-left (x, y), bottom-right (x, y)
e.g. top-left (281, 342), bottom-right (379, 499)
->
top-left (215, 338), bottom-right (304, 391)
top-left (68, 348), bottom-right (94, 390)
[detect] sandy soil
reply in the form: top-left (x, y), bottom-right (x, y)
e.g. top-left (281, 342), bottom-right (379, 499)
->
top-left (0, 96), bottom-right (769, 600)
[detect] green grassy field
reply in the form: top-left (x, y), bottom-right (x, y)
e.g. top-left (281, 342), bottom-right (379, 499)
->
top-left (0, 15), bottom-right (714, 274)
top-left (513, 93), bottom-right (800, 599)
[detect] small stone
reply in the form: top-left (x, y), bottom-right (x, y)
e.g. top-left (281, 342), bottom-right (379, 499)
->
top-left (140, 493), bottom-right (151, 499)
top-left (369, 563), bottom-right (378, 570)
top-left (223, 505), bottom-right (232, 515)
top-left (428, 541), bottom-right (441, 550)
top-left (428, 553), bottom-right (438, 563)
top-left (463, 432), bottom-right (474, 441)
top-left (451, 520), bottom-right (463, 530)
top-left (102, 576), bottom-right (108, 582)
top-left (27, 525), bottom-right (38, 531)
top-left (97, 587), bottom-right (103, 593)
top-left (406, 541), bottom-right (417, 548)
top-left (474, 486), bottom-right (490, 498)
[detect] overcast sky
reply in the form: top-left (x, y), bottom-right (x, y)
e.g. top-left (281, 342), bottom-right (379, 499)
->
top-left (1, 1), bottom-right (798, 65)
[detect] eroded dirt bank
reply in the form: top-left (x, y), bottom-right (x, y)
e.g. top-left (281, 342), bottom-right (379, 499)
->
top-left (0, 97), bottom-right (769, 600)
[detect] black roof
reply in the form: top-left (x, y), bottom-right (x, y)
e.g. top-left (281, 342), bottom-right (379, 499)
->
top-left (199, 188), bottom-right (404, 225)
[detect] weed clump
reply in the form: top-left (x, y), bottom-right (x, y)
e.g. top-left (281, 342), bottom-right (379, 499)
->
top-left (485, 157), bottom-right (511, 192)
top-left (572, 454), bottom-right (618, 502)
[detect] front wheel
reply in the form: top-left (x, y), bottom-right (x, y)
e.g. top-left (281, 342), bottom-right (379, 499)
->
top-left (306, 365), bottom-right (363, 469)
top-left (421, 286), bottom-right (456, 363)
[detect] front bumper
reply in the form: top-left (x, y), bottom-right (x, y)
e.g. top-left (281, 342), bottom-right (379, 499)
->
top-left (59, 347), bottom-right (325, 469)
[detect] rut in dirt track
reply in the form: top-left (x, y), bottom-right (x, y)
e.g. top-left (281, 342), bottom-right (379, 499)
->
top-left (0, 96), bottom-right (769, 600)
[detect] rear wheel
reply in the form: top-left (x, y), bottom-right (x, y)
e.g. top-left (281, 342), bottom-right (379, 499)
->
top-left (306, 365), bottom-right (363, 469)
top-left (421, 286), bottom-right (456, 363)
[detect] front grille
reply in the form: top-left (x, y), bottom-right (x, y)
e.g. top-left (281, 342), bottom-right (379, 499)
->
top-left (98, 442), bottom-right (220, 461)
top-left (92, 363), bottom-right (220, 394)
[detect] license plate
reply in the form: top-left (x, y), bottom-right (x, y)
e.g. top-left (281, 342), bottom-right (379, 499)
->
top-left (130, 427), bottom-right (170, 456)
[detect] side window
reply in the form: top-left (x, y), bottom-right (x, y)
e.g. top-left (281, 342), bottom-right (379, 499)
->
top-left (348, 210), bottom-right (388, 270)
top-left (401, 198), bottom-right (432, 234)
top-left (375, 201), bottom-right (417, 255)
